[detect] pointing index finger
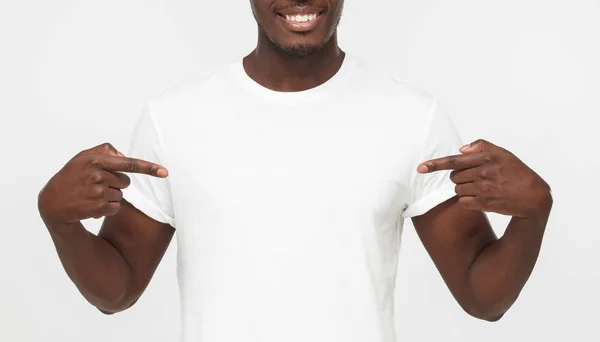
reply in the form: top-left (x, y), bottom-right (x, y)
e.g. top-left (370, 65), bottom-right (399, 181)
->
top-left (94, 155), bottom-right (169, 177)
top-left (418, 152), bottom-right (490, 173)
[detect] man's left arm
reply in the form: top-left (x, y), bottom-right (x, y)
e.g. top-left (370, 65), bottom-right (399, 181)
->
top-left (411, 139), bottom-right (553, 322)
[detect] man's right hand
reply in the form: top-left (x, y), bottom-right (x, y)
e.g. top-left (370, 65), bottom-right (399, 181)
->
top-left (38, 142), bottom-right (168, 227)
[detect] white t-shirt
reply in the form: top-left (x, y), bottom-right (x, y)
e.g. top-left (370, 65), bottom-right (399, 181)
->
top-left (122, 53), bottom-right (463, 342)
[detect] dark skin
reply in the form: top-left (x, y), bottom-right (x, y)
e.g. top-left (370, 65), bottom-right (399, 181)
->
top-left (38, 0), bottom-right (552, 320)
top-left (245, 0), bottom-right (345, 92)
top-left (38, 143), bottom-right (174, 313)
top-left (413, 139), bottom-right (552, 320)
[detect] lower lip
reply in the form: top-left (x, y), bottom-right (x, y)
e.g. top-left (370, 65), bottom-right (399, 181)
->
top-left (276, 13), bottom-right (324, 32)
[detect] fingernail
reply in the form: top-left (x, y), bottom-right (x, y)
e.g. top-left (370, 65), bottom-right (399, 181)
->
top-left (417, 164), bottom-right (429, 173)
top-left (157, 168), bottom-right (169, 177)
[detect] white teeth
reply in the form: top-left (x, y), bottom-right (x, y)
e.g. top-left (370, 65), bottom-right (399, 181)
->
top-left (285, 13), bottom-right (319, 23)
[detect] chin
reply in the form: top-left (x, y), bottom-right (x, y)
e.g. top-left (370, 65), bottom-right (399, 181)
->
top-left (281, 45), bottom-right (323, 58)
top-left (274, 40), bottom-right (325, 58)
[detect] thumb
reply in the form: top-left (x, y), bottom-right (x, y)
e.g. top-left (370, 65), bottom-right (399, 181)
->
top-left (81, 142), bottom-right (125, 157)
top-left (459, 139), bottom-right (500, 153)
top-left (101, 143), bottom-right (127, 157)
top-left (102, 145), bottom-right (126, 157)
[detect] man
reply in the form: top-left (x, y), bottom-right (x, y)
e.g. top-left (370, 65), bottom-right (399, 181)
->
top-left (38, 1), bottom-right (553, 341)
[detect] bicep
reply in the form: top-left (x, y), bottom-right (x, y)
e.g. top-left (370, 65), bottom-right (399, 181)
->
top-left (98, 199), bottom-right (175, 300)
top-left (411, 196), bottom-right (497, 303)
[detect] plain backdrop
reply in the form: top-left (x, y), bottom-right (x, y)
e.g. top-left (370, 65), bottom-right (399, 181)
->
top-left (1, 0), bottom-right (599, 341)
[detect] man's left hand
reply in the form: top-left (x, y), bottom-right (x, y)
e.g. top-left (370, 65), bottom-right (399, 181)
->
top-left (418, 139), bottom-right (553, 218)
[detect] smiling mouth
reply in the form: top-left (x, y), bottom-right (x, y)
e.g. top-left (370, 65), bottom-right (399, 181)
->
top-left (277, 12), bottom-right (323, 23)
top-left (276, 10), bottom-right (325, 32)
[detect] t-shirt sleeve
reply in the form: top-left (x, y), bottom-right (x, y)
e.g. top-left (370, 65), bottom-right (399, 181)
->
top-left (402, 99), bottom-right (463, 218)
top-left (121, 103), bottom-right (176, 227)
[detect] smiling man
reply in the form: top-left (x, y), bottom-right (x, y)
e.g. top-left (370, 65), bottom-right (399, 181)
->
top-left (38, 1), bottom-right (553, 342)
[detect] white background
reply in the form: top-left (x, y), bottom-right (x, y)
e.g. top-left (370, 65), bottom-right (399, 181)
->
top-left (1, 0), bottom-right (598, 341)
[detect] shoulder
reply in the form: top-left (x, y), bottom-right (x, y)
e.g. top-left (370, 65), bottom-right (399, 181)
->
top-left (348, 53), bottom-right (437, 110)
top-left (148, 61), bottom-right (236, 109)
top-left (139, 59), bottom-right (241, 127)
top-left (345, 53), bottom-right (441, 134)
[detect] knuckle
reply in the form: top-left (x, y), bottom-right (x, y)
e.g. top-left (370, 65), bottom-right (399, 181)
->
top-left (478, 169), bottom-right (489, 179)
top-left (101, 142), bottom-right (114, 151)
top-left (88, 171), bottom-right (104, 184)
top-left (479, 181), bottom-right (491, 192)
top-left (472, 139), bottom-right (488, 152)
top-left (89, 158), bottom-right (102, 168)
top-left (444, 157), bottom-right (459, 168)
top-left (125, 158), bottom-right (137, 172)
top-left (90, 185), bottom-right (105, 198)
top-left (474, 138), bottom-right (488, 146)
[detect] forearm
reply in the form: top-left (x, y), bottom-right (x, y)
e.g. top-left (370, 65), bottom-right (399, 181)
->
top-left (467, 205), bottom-right (551, 320)
top-left (44, 220), bottom-right (135, 312)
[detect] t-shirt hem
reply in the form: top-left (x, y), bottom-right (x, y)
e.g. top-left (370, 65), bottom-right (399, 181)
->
top-left (402, 185), bottom-right (457, 218)
top-left (122, 186), bottom-right (176, 227)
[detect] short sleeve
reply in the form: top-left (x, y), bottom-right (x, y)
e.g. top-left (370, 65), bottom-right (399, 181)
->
top-left (121, 103), bottom-right (176, 227)
top-left (402, 100), bottom-right (463, 218)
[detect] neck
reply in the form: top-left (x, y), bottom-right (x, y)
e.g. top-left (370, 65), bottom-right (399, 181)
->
top-left (243, 31), bottom-right (345, 92)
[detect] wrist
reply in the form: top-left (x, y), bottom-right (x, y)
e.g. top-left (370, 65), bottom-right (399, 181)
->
top-left (522, 177), bottom-right (553, 220)
top-left (531, 188), bottom-right (553, 219)
top-left (513, 192), bottom-right (552, 234)
top-left (38, 203), bottom-right (81, 238)
top-left (38, 183), bottom-right (76, 233)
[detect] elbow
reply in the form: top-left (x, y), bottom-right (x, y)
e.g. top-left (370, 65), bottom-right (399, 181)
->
top-left (484, 313), bottom-right (505, 322)
top-left (90, 275), bottom-right (140, 315)
top-left (95, 301), bottom-right (127, 315)
top-left (469, 309), bottom-right (506, 322)
top-left (462, 305), bottom-right (507, 322)
top-left (460, 297), bottom-right (512, 322)
top-left (98, 308), bottom-right (119, 315)
top-left (94, 293), bottom-right (140, 316)
top-left (96, 298), bottom-right (138, 315)
top-left (459, 282), bottom-right (521, 322)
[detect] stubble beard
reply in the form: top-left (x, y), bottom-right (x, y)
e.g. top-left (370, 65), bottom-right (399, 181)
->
top-left (253, 7), bottom-right (343, 59)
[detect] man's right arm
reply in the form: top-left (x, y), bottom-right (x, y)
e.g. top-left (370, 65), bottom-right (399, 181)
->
top-left (43, 201), bottom-right (174, 314)
top-left (38, 143), bottom-right (174, 314)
